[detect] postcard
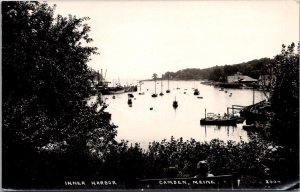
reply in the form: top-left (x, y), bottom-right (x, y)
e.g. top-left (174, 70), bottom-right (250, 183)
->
top-left (2, 0), bottom-right (299, 191)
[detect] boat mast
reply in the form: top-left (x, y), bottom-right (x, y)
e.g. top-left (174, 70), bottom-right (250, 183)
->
top-left (154, 78), bottom-right (156, 94)
top-left (168, 74), bottom-right (170, 89)
top-left (161, 77), bottom-right (163, 92)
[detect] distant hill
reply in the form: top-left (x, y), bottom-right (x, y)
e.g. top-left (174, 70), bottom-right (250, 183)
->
top-left (162, 57), bottom-right (274, 82)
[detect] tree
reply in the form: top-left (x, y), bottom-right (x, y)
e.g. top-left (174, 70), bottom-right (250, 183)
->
top-left (152, 73), bottom-right (158, 80)
top-left (269, 43), bottom-right (299, 148)
top-left (2, 2), bottom-right (117, 187)
top-left (209, 67), bottom-right (225, 82)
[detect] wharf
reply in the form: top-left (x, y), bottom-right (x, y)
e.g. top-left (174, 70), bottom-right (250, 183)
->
top-left (239, 100), bottom-right (272, 122)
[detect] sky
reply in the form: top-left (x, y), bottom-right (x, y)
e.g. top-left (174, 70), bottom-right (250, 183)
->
top-left (50, 0), bottom-right (299, 81)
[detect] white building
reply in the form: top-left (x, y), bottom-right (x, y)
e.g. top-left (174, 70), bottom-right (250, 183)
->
top-left (227, 72), bottom-right (257, 83)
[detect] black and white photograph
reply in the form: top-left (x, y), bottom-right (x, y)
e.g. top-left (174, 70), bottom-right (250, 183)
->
top-left (2, 0), bottom-right (299, 190)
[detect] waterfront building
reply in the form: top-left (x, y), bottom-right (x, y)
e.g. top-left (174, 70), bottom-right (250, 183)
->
top-left (227, 72), bottom-right (257, 84)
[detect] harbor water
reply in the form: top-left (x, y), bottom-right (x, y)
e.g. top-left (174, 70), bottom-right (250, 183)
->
top-left (101, 80), bottom-right (266, 148)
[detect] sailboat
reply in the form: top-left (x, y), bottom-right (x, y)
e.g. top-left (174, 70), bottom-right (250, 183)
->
top-left (194, 88), bottom-right (200, 95)
top-left (193, 81), bottom-right (200, 95)
top-left (159, 76), bottom-right (164, 96)
top-left (166, 74), bottom-right (171, 93)
top-left (152, 75), bottom-right (158, 97)
top-left (138, 81), bottom-right (145, 95)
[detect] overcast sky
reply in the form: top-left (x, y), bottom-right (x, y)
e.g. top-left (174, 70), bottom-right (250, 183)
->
top-left (51, 0), bottom-right (299, 81)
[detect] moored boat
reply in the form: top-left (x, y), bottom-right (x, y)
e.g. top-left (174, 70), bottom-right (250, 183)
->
top-left (152, 73), bottom-right (158, 97)
top-left (242, 122), bottom-right (271, 132)
top-left (200, 110), bottom-right (237, 126)
top-left (200, 117), bottom-right (237, 126)
top-left (98, 84), bottom-right (126, 95)
top-left (173, 97), bottom-right (178, 108)
top-left (127, 98), bottom-right (132, 105)
top-left (166, 74), bottom-right (171, 93)
top-left (159, 75), bottom-right (164, 96)
top-left (242, 124), bottom-right (256, 131)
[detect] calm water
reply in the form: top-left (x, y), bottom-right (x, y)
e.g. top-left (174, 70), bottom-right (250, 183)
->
top-left (100, 80), bottom-right (265, 148)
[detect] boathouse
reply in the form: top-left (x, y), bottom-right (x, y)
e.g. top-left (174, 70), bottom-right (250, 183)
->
top-left (227, 72), bottom-right (257, 84)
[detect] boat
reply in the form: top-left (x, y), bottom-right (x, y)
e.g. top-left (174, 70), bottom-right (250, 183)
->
top-left (242, 124), bottom-right (256, 131)
top-left (242, 122), bottom-right (271, 132)
top-left (173, 97), bottom-right (178, 108)
top-left (217, 82), bottom-right (243, 89)
top-left (124, 85), bottom-right (138, 92)
top-left (98, 84), bottom-right (126, 95)
top-left (166, 74), bottom-right (171, 93)
top-left (95, 70), bottom-right (127, 95)
top-left (152, 74), bottom-right (158, 97)
top-left (200, 109), bottom-right (237, 126)
top-left (127, 98), bottom-right (132, 105)
top-left (194, 89), bottom-right (200, 95)
top-left (159, 75), bottom-right (164, 96)
top-left (138, 81), bottom-right (144, 95)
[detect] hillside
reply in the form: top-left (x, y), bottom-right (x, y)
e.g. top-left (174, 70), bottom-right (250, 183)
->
top-left (162, 57), bottom-right (274, 82)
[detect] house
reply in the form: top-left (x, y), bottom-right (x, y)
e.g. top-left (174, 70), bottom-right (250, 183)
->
top-left (227, 72), bottom-right (257, 84)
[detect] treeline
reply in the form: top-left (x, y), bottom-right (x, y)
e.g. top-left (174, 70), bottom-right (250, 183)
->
top-left (162, 58), bottom-right (274, 82)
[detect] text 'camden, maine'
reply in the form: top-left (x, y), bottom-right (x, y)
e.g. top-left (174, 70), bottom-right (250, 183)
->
top-left (2, 0), bottom-right (299, 191)
top-left (158, 180), bottom-right (216, 185)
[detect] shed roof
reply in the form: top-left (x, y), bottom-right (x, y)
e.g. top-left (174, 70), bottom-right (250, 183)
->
top-left (240, 76), bottom-right (258, 82)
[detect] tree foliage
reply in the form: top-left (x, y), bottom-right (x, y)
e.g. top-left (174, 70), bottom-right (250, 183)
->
top-left (152, 73), bottom-right (158, 80)
top-left (162, 58), bottom-right (273, 81)
top-left (268, 43), bottom-right (299, 148)
top-left (2, 1), bottom-right (117, 187)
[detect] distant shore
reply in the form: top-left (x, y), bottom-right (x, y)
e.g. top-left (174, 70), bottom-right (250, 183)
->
top-left (140, 79), bottom-right (205, 82)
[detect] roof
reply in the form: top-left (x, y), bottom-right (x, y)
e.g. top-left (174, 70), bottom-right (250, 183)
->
top-left (240, 76), bottom-right (258, 82)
